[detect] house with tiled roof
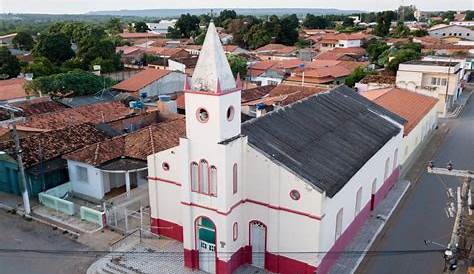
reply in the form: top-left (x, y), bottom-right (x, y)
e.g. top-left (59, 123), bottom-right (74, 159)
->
top-left (315, 47), bottom-right (366, 61)
top-left (248, 59), bottom-right (305, 86)
top-left (119, 32), bottom-right (162, 42)
top-left (428, 24), bottom-right (474, 41)
top-left (253, 44), bottom-right (299, 60)
top-left (0, 78), bottom-right (28, 102)
top-left (361, 87), bottom-right (438, 165)
top-left (355, 74), bottom-right (396, 92)
top-left (112, 68), bottom-right (186, 97)
top-left (317, 32), bottom-right (367, 52)
top-left (0, 124), bottom-right (109, 196)
top-left (63, 118), bottom-right (185, 201)
top-left (147, 22), bottom-right (404, 274)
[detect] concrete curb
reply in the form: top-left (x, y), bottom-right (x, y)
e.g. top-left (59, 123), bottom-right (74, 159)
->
top-left (349, 181), bottom-right (411, 274)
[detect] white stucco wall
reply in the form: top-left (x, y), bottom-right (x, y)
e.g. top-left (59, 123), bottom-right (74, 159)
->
top-left (67, 160), bottom-right (104, 200)
top-left (337, 39), bottom-right (361, 48)
top-left (138, 72), bottom-right (186, 97)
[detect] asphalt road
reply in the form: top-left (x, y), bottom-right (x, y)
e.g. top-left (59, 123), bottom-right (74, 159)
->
top-left (0, 210), bottom-right (95, 274)
top-left (357, 96), bottom-right (474, 274)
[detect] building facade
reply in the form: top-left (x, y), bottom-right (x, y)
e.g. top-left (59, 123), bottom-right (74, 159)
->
top-left (147, 22), bottom-right (403, 274)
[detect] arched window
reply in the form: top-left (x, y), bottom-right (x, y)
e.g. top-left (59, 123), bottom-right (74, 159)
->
top-left (393, 149), bottom-right (398, 170)
top-left (335, 208), bottom-right (344, 241)
top-left (233, 222), bottom-right (238, 241)
top-left (190, 162), bottom-right (198, 192)
top-left (232, 163), bottom-right (238, 194)
top-left (355, 187), bottom-right (362, 215)
top-left (199, 160), bottom-right (209, 194)
top-left (384, 157), bottom-right (391, 181)
top-left (210, 166), bottom-right (217, 196)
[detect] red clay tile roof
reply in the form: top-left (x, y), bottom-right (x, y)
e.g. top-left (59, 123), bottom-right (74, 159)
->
top-left (241, 85), bottom-right (276, 102)
top-left (0, 98), bottom-right (67, 121)
top-left (361, 88), bottom-right (438, 135)
top-left (254, 44), bottom-right (297, 55)
top-left (0, 123), bottom-right (109, 168)
top-left (316, 47), bottom-right (366, 61)
top-left (119, 32), bottom-right (161, 39)
top-left (64, 118), bottom-right (186, 166)
top-left (0, 78), bottom-right (27, 101)
top-left (360, 74), bottom-right (396, 85)
top-left (320, 32), bottom-right (367, 42)
top-left (112, 69), bottom-right (172, 93)
top-left (116, 46), bottom-right (144, 55)
top-left (17, 101), bottom-right (133, 131)
top-left (243, 84), bottom-right (326, 106)
top-left (144, 47), bottom-right (189, 58)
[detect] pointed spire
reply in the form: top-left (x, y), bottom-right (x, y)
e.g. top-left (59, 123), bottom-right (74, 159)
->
top-left (216, 78), bottom-right (222, 94)
top-left (235, 73), bottom-right (242, 89)
top-left (191, 21), bottom-right (236, 93)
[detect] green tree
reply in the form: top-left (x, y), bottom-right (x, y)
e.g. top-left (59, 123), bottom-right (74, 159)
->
top-left (22, 57), bottom-right (57, 77)
top-left (387, 48), bottom-right (420, 71)
top-left (82, 38), bottom-right (121, 72)
top-left (216, 9), bottom-right (237, 27)
top-left (442, 11), bottom-right (455, 22)
top-left (227, 54), bottom-right (247, 79)
top-left (106, 17), bottom-right (123, 34)
top-left (374, 11), bottom-right (396, 37)
top-left (411, 29), bottom-right (428, 37)
top-left (134, 21), bottom-right (150, 33)
top-left (33, 32), bottom-right (74, 65)
top-left (25, 70), bottom-right (115, 97)
top-left (0, 47), bottom-right (21, 79)
top-left (392, 21), bottom-right (411, 38)
top-left (12, 31), bottom-right (35, 50)
top-left (465, 10), bottom-right (474, 21)
top-left (303, 14), bottom-right (330, 29)
top-left (244, 23), bottom-right (273, 49)
top-left (366, 39), bottom-right (390, 63)
top-left (342, 17), bottom-right (355, 28)
top-left (277, 14), bottom-right (299, 46)
top-left (345, 67), bottom-right (369, 87)
top-left (167, 14), bottom-right (200, 38)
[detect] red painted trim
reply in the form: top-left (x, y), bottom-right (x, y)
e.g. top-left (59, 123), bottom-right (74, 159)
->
top-left (180, 199), bottom-right (322, 220)
top-left (148, 176), bottom-right (182, 186)
top-left (265, 251), bottom-right (317, 274)
top-left (184, 249), bottom-right (199, 269)
top-left (185, 88), bottom-right (240, 97)
top-left (216, 246), bottom-right (252, 274)
top-left (150, 217), bottom-right (183, 242)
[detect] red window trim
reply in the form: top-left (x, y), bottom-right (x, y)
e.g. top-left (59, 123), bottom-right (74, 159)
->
top-left (196, 107), bottom-right (209, 123)
top-left (191, 159), bottom-right (217, 197)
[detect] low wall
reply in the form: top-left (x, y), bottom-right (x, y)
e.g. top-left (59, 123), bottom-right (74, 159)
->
top-left (80, 206), bottom-right (105, 227)
top-left (38, 192), bottom-right (75, 215)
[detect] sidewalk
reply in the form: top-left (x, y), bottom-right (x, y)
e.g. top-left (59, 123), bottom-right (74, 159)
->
top-left (328, 180), bottom-right (411, 274)
top-left (445, 90), bottom-right (472, 119)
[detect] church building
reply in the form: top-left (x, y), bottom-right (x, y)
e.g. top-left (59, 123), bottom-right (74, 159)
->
top-left (147, 22), bottom-right (404, 274)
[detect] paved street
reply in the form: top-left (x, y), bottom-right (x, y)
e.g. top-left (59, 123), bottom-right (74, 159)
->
top-left (357, 93), bottom-right (474, 274)
top-left (0, 210), bottom-right (95, 274)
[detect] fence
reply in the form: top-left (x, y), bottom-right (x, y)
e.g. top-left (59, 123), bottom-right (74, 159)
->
top-left (80, 206), bottom-right (105, 227)
top-left (38, 183), bottom-right (74, 215)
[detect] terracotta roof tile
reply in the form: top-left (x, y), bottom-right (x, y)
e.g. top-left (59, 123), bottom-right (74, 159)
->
top-left (119, 32), bottom-right (161, 39)
top-left (64, 118), bottom-right (186, 166)
top-left (316, 47), bottom-right (366, 61)
top-left (0, 98), bottom-right (67, 121)
top-left (112, 69), bottom-right (172, 93)
top-left (17, 101), bottom-right (133, 131)
top-left (241, 85), bottom-right (276, 102)
top-left (243, 84), bottom-right (326, 106)
top-left (254, 44), bottom-right (297, 55)
top-left (0, 123), bottom-right (109, 168)
top-left (359, 74), bottom-right (396, 84)
top-left (361, 88), bottom-right (438, 135)
top-left (145, 47), bottom-right (188, 57)
top-left (0, 78), bottom-right (27, 101)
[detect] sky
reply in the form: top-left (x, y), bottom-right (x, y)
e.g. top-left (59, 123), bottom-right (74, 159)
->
top-left (1, 0), bottom-right (473, 14)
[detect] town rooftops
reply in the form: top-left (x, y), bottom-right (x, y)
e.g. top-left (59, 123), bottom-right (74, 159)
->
top-left (254, 44), bottom-right (298, 55)
top-left (0, 123), bottom-right (109, 169)
top-left (402, 60), bottom-right (460, 67)
top-left (242, 85), bottom-right (402, 198)
top-left (15, 101), bottom-right (133, 131)
top-left (112, 69), bottom-right (172, 93)
top-left (243, 85), bottom-right (327, 107)
top-left (0, 97), bottom-right (67, 121)
top-left (0, 78), bottom-right (27, 101)
top-left (359, 74), bottom-right (396, 85)
top-left (320, 32), bottom-right (366, 42)
top-left (64, 118), bottom-right (186, 169)
top-left (361, 88), bottom-right (438, 136)
top-left (119, 32), bottom-right (162, 39)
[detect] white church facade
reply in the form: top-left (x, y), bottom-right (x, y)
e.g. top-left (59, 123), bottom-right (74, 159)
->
top-left (147, 22), bottom-right (404, 274)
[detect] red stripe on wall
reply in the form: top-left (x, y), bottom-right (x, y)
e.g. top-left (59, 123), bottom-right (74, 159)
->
top-left (148, 176), bottom-right (182, 186)
top-left (150, 217), bottom-right (183, 242)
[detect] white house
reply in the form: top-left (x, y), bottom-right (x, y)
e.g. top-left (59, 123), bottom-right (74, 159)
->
top-left (428, 24), bottom-right (474, 41)
top-left (147, 22), bottom-right (404, 274)
top-left (450, 21), bottom-right (474, 27)
top-left (396, 60), bottom-right (463, 117)
top-left (147, 20), bottom-right (177, 34)
top-left (361, 87), bottom-right (439, 167)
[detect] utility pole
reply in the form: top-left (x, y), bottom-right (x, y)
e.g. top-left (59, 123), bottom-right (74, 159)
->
top-left (1, 105), bottom-right (32, 216)
top-left (427, 161), bottom-right (472, 271)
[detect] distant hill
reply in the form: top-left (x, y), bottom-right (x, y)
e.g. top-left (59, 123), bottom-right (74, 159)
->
top-left (86, 8), bottom-right (364, 18)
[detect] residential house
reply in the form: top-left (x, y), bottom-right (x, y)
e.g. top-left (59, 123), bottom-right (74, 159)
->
top-left (64, 119), bottom-right (185, 201)
top-left (396, 60), bottom-right (463, 116)
top-left (421, 43), bottom-right (474, 55)
top-left (315, 47), bottom-right (366, 61)
top-left (0, 124), bottom-right (109, 196)
top-left (361, 88), bottom-right (438, 166)
top-left (450, 21), bottom-right (474, 27)
top-left (223, 45), bottom-right (249, 55)
top-left (146, 20), bottom-right (177, 34)
top-left (112, 68), bottom-right (186, 98)
top-left (0, 33), bottom-right (16, 46)
top-left (355, 74), bottom-right (396, 92)
top-left (145, 47), bottom-right (190, 60)
top-left (317, 33), bottom-right (366, 52)
top-left (248, 59), bottom-right (305, 86)
top-left (0, 78), bottom-right (28, 102)
top-left (119, 32), bottom-right (162, 43)
top-left (428, 25), bottom-right (474, 41)
top-left (253, 44), bottom-right (299, 60)
top-left (219, 33), bottom-right (234, 45)
top-left (116, 46), bottom-right (146, 66)
top-left (147, 22), bottom-right (404, 274)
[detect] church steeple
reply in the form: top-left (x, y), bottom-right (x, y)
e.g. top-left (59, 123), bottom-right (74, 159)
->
top-left (191, 21), bottom-right (236, 92)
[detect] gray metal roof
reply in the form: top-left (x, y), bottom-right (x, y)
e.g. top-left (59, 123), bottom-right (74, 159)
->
top-left (242, 85), bottom-right (402, 198)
